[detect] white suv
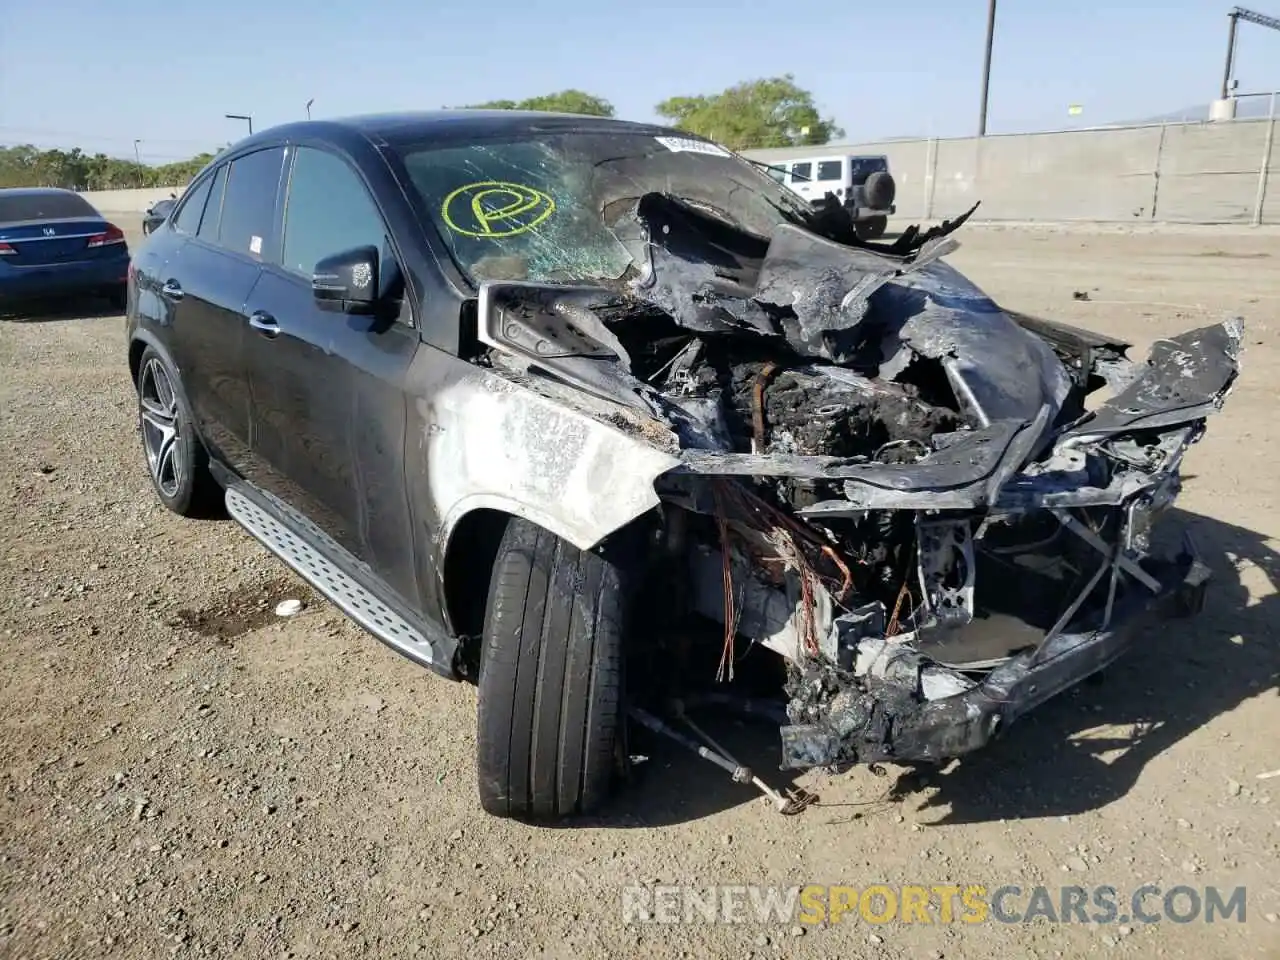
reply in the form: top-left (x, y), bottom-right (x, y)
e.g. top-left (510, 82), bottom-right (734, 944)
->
top-left (767, 154), bottom-right (896, 239)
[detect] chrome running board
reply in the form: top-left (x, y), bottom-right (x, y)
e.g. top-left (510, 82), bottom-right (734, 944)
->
top-left (224, 483), bottom-right (453, 676)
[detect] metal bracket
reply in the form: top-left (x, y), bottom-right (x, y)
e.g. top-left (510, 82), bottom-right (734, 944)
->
top-left (1051, 508), bottom-right (1162, 593)
top-left (916, 518), bottom-right (976, 627)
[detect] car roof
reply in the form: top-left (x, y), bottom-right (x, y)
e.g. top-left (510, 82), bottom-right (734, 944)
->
top-left (0, 186), bottom-right (81, 197)
top-left (226, 110), bottom-right (705, 154)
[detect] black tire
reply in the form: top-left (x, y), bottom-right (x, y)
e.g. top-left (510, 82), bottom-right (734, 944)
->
top-left (856, 215), bottom-right (889, 240)
top-left (863, 170), bottom-right (896, 209)
top-left (476, 518), bottom-right (627, 820)
top-left (135, 346), bottom-right (222, 517)
top-left (105, 285), bottom-right (127, 312)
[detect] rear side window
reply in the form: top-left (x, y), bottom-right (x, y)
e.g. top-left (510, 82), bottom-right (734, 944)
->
top-left (816, 160), bottom-right (844, 181)
top-left (849, 157), bottom-right (888, 184)
top-left (790, 162), bottom-right (812, 183)
top-left (172, 177), bottom-right (213, 234)
top-left (281, 147), bottom-right (387, 277)
top-left (217, 147), bottom-right (284, 260)
top-left (198, 165), bottom-right (228, 242)
top-left (0, 191), bottom-right (97, 222)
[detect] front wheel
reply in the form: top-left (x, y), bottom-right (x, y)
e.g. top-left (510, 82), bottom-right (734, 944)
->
top-left (476, 518), bottom-right (628, 820)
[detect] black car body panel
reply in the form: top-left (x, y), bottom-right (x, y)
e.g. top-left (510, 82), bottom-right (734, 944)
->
top-left (126, 111), bottom-right (1241, 777)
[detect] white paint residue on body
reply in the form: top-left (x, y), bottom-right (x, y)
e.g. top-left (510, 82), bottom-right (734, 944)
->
top-left (426, 373), bottom-right (681, 552)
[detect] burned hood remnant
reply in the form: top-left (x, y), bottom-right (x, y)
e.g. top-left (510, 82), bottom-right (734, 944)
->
top-left (469, 179), bottom-right (1241, 805)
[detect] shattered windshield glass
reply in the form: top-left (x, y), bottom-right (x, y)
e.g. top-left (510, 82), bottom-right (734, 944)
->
top-left (395, 133), bottom-right (817, 285)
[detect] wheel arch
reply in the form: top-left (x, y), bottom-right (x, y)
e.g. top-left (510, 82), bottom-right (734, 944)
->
top-left (440, 506), bottom-right (513, 671)
top-left (128, 331), bottom-right (180, 389)
top-left (439, 500), bottom-right (658, 678)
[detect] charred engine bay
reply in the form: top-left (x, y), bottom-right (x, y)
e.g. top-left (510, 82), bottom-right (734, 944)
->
top-left (480, 193), bottom-right (994, 478)
top-left (626, 325), bottom-right (964, 465)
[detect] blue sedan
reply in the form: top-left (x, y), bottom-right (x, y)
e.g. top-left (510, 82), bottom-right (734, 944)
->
top-left (0, 187), bottom-right (131, 310)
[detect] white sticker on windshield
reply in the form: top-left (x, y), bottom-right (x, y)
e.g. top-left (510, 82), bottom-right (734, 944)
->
top-left (249, 235), bottom-right (262, 255)
top-left (654, 136), bottom-right (731, 158)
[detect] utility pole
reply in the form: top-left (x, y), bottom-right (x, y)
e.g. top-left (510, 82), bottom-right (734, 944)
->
top-left (133, 139), bottom-right (143, 186)
top-left (1222, 11), bottom-right (1241, 99)
top-left (225, 113), bottom-right (253, 136)
top-left (978, 0), bottom-right (998, 136)
top-left (1221, 7), bottom-right (1280, 100)
top-left (306, 98), bottom-right (315, 120)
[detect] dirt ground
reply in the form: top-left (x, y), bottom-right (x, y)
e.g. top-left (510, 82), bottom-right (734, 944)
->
top-left (1, 222), bottom-right (1278, 960)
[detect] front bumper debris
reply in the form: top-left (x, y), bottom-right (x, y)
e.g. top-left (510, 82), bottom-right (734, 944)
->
top-left (779, 536), bottom-right (1211, 769)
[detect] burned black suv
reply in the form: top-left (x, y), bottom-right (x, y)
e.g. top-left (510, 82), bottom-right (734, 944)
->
top-left (126, 112), bottom-right (1240, 820)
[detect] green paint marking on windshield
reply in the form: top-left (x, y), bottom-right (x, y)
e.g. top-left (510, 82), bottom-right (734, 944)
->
top-left (441, 181), bottom-right (555, 238)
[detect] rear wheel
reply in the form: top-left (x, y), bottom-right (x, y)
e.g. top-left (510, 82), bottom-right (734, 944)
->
top-left (105, 285), bottom-right (127, 312)
top-left (135, 346), bottom-right (221, 517)
top-left (476, 518), bottom-right (628, 820)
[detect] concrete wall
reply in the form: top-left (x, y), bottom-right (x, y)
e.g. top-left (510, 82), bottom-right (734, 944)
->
top-left (79, 119), bottom-right (1280, 225)
top-left (744, 118), bottom-right (1280, 225)
top-left (80, 187), bottom-right (182, 217)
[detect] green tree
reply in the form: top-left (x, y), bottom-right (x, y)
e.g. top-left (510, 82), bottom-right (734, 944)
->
top-left (460, 89), bottom-right (615, 117)
top-left (0, 144), bottom-right (216, 190)
top-left (654, 75), bottom-right (843, 150)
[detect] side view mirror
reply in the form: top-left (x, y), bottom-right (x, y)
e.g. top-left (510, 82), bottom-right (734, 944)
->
top-left (312, 245), bottom-right (379, 314)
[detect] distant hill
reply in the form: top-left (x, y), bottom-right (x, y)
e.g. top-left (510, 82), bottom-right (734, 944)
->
top-left (1131, 97), bottom-right (1277, 124)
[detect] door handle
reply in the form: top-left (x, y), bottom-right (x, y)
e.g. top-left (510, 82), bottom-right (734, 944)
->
top-left (161, 279), bottom-right (183, 300)
top-left (248, 310), bottom-right (280, 338)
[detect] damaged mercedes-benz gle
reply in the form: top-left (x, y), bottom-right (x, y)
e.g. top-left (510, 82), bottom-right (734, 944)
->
top-left (127, 112), bottom-right (1241, 821)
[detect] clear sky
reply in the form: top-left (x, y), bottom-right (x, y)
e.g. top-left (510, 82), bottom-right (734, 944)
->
top-left (3, 0), bottom-right (1279, 162)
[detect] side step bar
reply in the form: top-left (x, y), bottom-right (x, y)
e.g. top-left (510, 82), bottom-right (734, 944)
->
top-left (224, 484), bottom-right (454, 677)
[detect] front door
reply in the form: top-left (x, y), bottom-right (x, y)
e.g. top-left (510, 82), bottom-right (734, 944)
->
top-left (242, 145), bottom-right (421, 608)
top-left (787, 160), bottom-right (817, 202)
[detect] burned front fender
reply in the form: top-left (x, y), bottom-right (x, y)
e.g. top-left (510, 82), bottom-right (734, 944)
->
top-left (425, 369), bottom-right (681, 555)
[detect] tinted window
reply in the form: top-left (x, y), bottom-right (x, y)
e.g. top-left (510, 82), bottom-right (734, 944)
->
top-left (172, 178), bottom-right (212, 234)
top-left (281, 147), bottom-right (386, 277)
top-left (765, 166), bottom-right (786, 183)
top-left (0, 191), bottom-right (97, 222)
top-left (198, 165), bottom-right (228, 242)
top-left (790, 162), bottom-right (812, 182)
top-left (816, 160), bottom-right (844, 181)
top-left (217, 147), bottom-right (284, 260)
top-left (849, 157), bottom-right (888, 184)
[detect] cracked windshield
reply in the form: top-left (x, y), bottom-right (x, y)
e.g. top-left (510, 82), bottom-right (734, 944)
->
top-left (397, 133), bottom-right (813, 284)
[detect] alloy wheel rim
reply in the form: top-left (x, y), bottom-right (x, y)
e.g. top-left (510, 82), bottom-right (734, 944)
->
top-left (138, 358), bottom-right (182, 498)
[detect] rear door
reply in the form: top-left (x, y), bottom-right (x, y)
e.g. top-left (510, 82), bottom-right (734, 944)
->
top-left (848, 156), bottom-right (889, 208)
top-left (160, 148), bottom-right (285, 474)
top-left (814, 157), bottom-right (849, 204)
top-left (242, 144), bottom-right (420, 604)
